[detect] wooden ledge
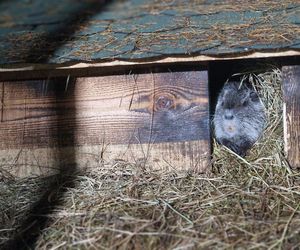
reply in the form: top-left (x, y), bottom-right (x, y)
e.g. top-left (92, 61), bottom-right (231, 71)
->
top-left (0, 50), bottom-right (299, 75)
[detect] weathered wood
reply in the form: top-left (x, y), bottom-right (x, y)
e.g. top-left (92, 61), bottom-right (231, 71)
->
top-left (1, 82), bottom-right (4, 122)
top-left (0, 51), bottom-right (299, 81)
top-left (282, 65), bottom-right (300, 169)
top-left (0, 71), bottom-right (210, 174)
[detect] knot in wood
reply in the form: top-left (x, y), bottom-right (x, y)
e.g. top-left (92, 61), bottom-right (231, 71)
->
top-left (155, 95), bottom-right (174, 111)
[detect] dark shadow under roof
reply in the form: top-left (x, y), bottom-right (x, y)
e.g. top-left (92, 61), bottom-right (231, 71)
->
top-left (0, 0), bottom-right (299, 66)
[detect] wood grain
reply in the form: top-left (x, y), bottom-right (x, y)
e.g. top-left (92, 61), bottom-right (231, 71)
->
top-left (0, 50), bottom-right (299, 82)
top-left (282, 65), bottom-right (300, 169)
top-left (0, 71), bottom-right (210, 173)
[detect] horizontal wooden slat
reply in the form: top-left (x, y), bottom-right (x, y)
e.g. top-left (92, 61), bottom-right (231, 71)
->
top-left (0, 71), bottom-right (210, 173)
top-left (1, 72), bottom-right (209, 147)
top-left (0, 51), bottom-right (300, 82)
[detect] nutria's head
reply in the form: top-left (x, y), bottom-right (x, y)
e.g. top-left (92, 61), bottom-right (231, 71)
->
top-left (214, 81), bottom-right (265, 140)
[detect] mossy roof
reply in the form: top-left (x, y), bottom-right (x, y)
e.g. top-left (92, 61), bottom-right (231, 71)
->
top-left (0, 0), bottom-right (299, 65)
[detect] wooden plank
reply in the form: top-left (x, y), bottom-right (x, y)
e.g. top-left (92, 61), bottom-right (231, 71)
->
top-left (0, 50), bottom-right (299, 81)
top-left (282, 65), bottom-right (300, 169)
top-left (0, 82), bottom-right (3, 122)
top-left (0, 71), bottom-right (210, 173)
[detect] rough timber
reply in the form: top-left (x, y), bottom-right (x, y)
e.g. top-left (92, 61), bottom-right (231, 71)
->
top-left (0, 71), bottom-right (210, 175)
top-left (283, 65), bottom-right (300, 169)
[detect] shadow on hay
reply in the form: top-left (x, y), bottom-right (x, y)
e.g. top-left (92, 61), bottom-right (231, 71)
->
top-left (2, 0), bottom-right (113, 249)
top-left (2, 79), bottom-right (79, 250)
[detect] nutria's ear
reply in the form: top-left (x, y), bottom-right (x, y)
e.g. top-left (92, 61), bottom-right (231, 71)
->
top-left (250, 91), bottom-right (259, 102)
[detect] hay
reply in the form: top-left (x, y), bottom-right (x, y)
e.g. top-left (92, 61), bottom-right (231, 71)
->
top-left (1, 68), bottom-right (300, 249)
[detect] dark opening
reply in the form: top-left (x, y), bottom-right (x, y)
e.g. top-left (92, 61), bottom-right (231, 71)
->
top-left (208, 55), bottom-right (300, 114)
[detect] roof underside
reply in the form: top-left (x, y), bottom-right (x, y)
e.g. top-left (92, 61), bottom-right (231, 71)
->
top-left (0, 0), bottom-right (299, 66)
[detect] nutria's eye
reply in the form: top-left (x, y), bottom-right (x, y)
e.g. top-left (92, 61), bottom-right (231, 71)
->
top-left (250, 92), bottom-right (259, 102)
top-left (242, 100), bottom-right (248, 107)
top-left (237, 100), bottom-right (248, 108)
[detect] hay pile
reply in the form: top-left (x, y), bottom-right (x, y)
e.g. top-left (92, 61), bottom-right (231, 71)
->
top-left (1, 68), bottom-right (300, 249)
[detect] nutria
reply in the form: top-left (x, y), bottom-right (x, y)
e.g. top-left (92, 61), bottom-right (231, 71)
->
top-left (213, 81), bottom-right (266, 157)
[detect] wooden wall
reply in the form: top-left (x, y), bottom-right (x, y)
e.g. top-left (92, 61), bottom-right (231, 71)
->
top-left (0, 70), bottom-right (210, 176)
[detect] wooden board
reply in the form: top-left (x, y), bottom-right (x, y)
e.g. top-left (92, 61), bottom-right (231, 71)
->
top-left (0, 51), bottom-right (299, 82)
top-left (282, 65), bottom-right (300, 169)
top-left (0, 71), bottom-right (210, 175)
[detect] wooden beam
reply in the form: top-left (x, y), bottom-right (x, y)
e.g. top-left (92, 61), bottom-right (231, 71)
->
top-left (0, 50), bottom-right (299, 81)
top-left (0, 71), bottom-right (210, 175)
top-left (282, 65), bottom-right (300, 169)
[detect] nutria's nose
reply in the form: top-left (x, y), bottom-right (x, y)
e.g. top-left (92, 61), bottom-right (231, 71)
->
top-left (224, 114), bottom-right (234, 120)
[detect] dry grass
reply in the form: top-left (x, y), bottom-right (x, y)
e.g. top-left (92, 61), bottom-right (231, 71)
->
top-left (1, 68), bottom-right (300, 249)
